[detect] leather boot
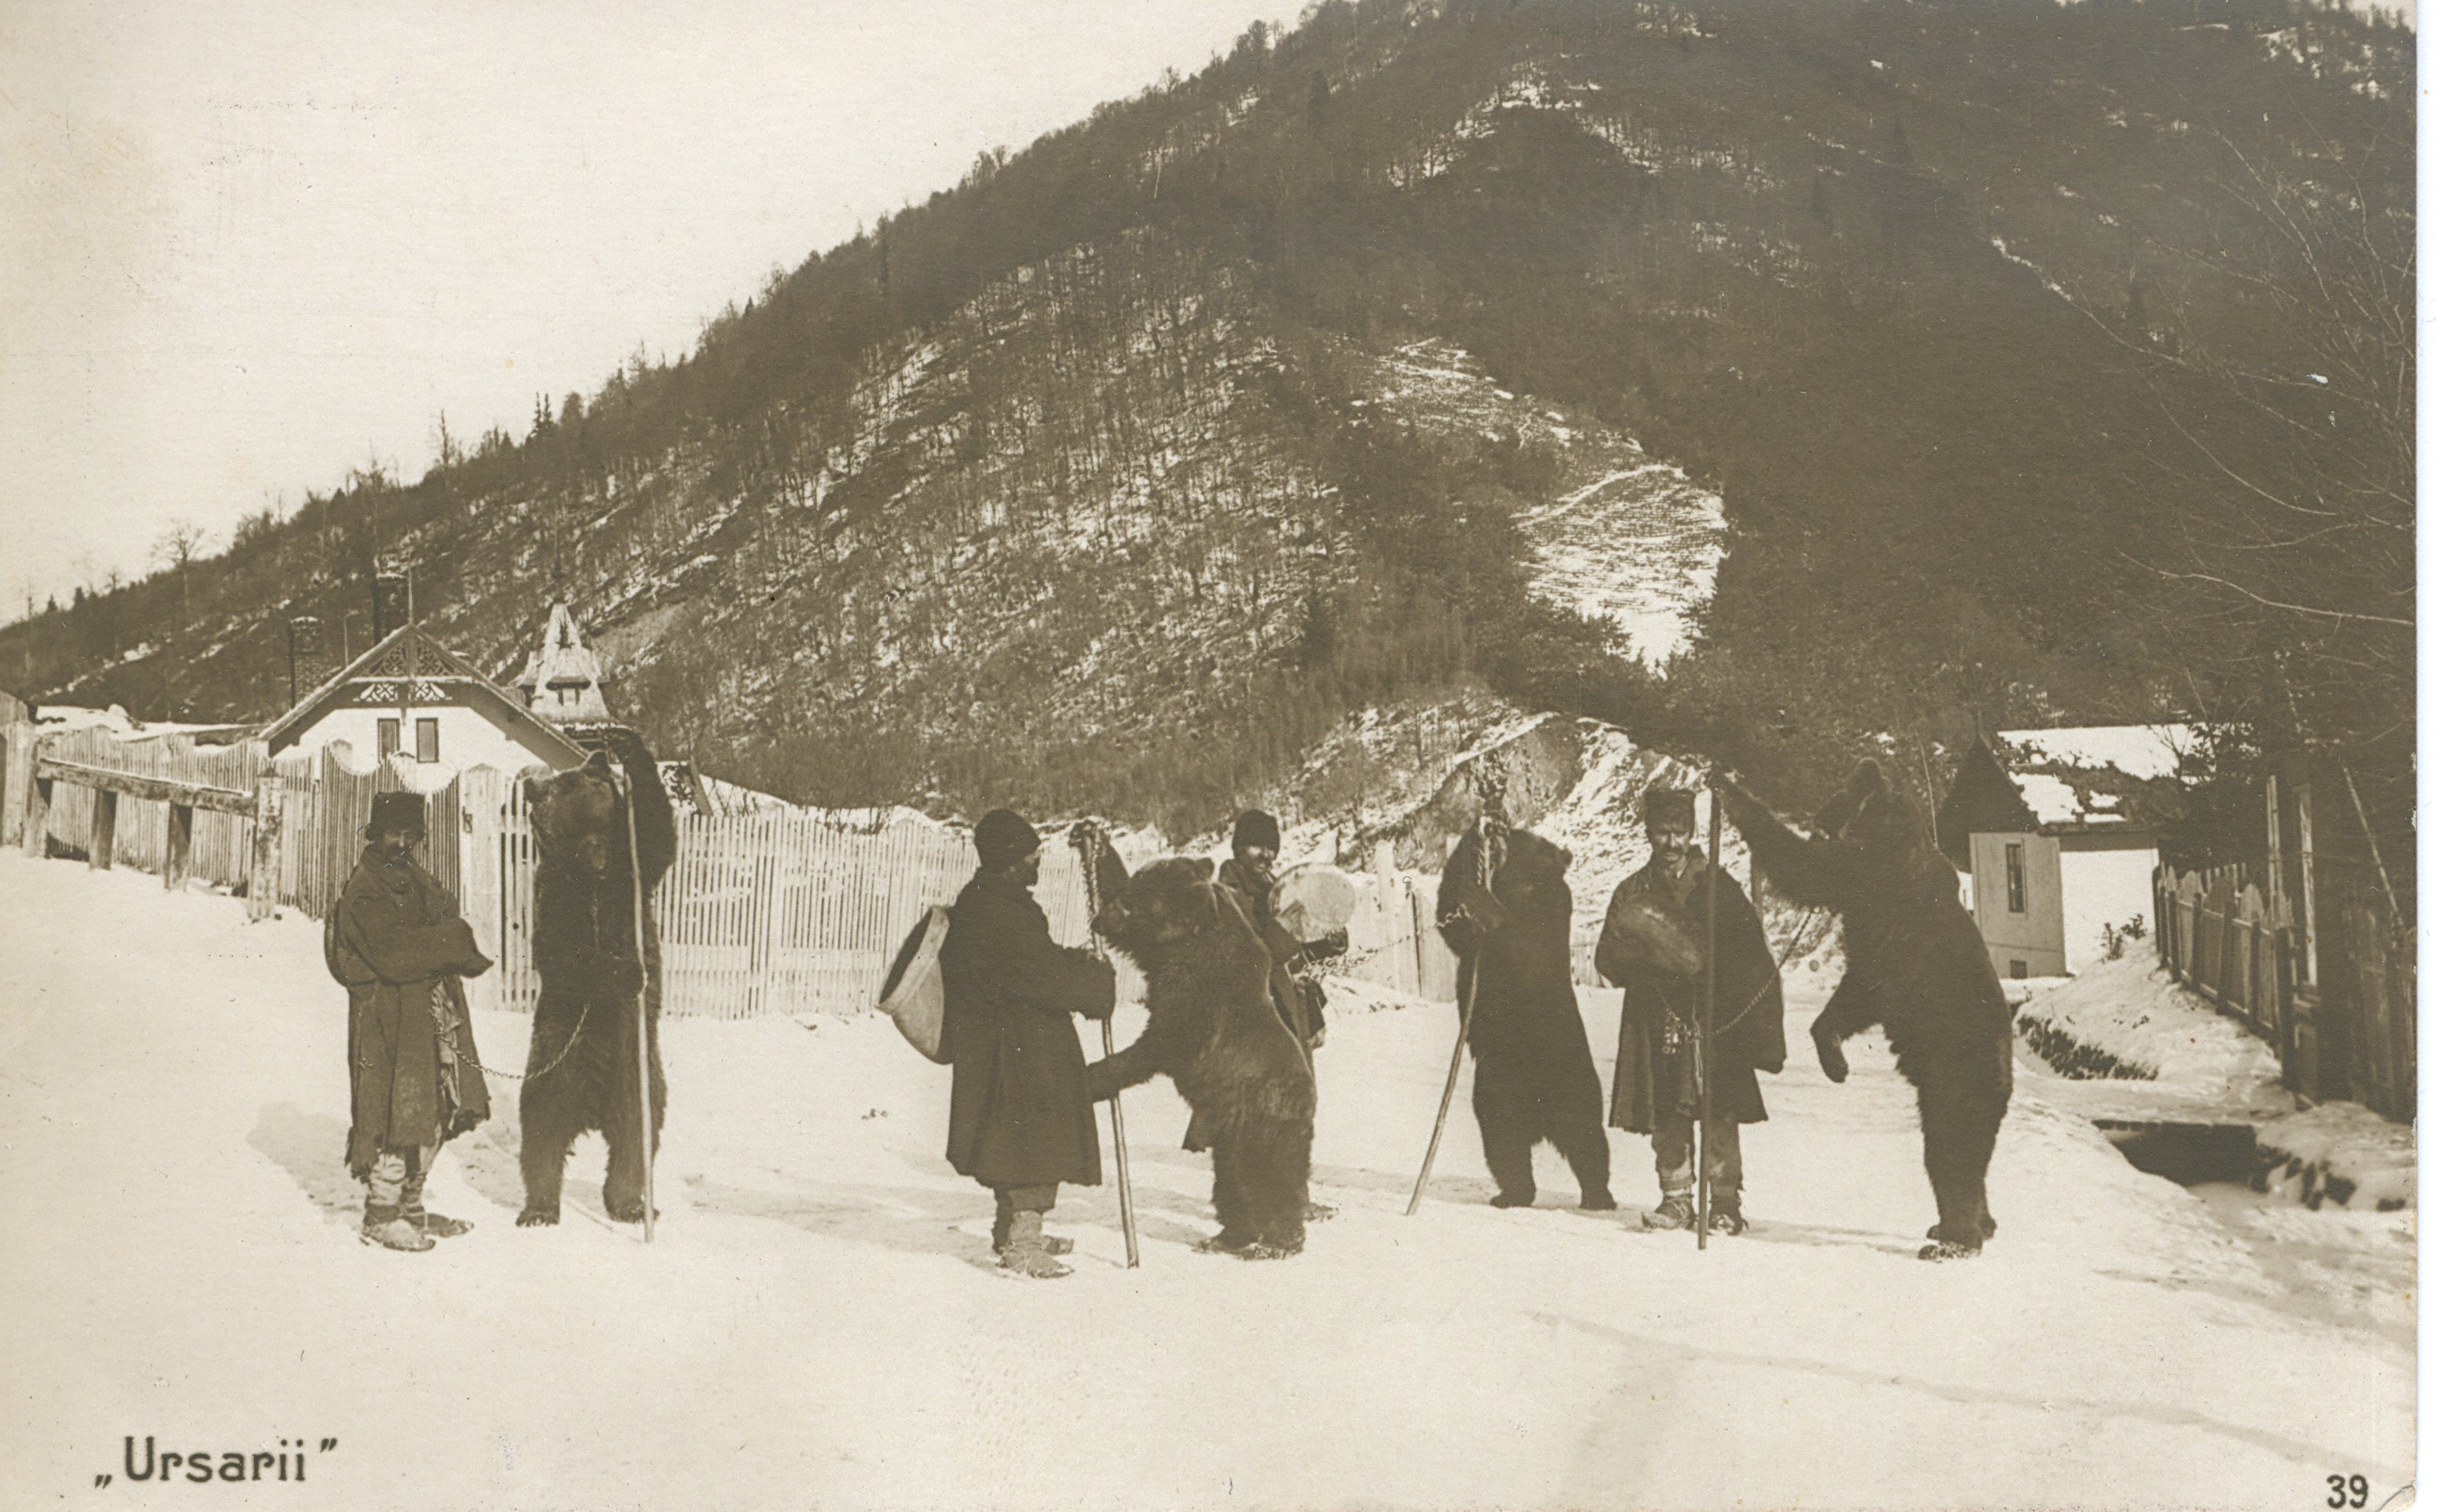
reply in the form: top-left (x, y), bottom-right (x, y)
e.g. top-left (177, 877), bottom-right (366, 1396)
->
top-left (1641, 1193), bottom-right (1697, 1231)
top-left (992, 1207), bottom-right (1070, 1255)
top-left (361, 1215), bottom-right (435, 1253)
top-left (997, 1211), bottom-right (1071, 1278)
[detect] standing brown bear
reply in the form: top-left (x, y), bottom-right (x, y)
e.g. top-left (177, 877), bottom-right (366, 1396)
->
top-left (516, 729), bottom-right (676, 1227)
top-left (1716, 761), bottom-right (2014, 1260)
top-left (1088, 855), bottom-right (1316, 1259)
top-left (1436, 826), bottom-right (1615, 1211)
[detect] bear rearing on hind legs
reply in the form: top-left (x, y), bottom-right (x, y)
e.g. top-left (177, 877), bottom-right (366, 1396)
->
top-left (1088, 852), bottom-right (1317, 1260)
top-left (516, 727), bottom-right (676, 1227)
top-left (1436, 826), bottom-right (1615, 1212)
top-left (1716, 761), bottom-right (2015, 1260)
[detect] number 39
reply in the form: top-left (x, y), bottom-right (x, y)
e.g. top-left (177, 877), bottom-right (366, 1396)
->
top-left (2325, 1473), bottom-right (2369, 1508)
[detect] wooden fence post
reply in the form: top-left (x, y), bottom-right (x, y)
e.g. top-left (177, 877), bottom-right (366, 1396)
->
top-left (15, 769), bottom-right (42, 860)
top-left (89, 788), bottom-right (117, 871)
top-left (166, 802), bottom-right (194, 891)
top-left (2295, 779), bottom-right (2319, 984)
top-left (247, 777), bottom-right (283, 923)
top-left (0, 723), bottom-right (22, 848)
top-left (2155, 868), bottom-right (2174, 975)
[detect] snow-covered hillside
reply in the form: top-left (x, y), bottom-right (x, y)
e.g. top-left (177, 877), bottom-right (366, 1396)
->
top-left (1359, 338), bottom-right (1725, 666)
top-left (4, 842), bottom-right (2409, 1510)
top-left (1272, 693), bottom-right (1834, 980)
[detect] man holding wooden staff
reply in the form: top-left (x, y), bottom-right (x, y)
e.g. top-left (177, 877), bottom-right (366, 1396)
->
top-left (938, 809), bottom-right (1117, 1279)
top-left (1596, 788), bottom-right (1784, 1236)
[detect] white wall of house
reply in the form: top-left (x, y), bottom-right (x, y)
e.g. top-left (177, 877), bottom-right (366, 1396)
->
top-left (1970, 830), bottom-right (2067, 979)
top-left (288, 705), bottom-right (552, 789)
top-left (2057, 841), bottom-right (2161, 975)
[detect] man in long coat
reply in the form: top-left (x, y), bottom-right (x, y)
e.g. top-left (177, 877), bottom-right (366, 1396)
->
top-left (1596, 788), bottom-right (1784, 1234)
top-left (940, 809), bottom-right (1116, 1278)
top-left (328, 791), bottom-right (495, 1252)
top-left (1214, 809), bottom-right (1326, 1052)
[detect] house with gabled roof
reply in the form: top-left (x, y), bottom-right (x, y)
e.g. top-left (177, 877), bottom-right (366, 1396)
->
top-left (1936, 726), bottom-right (2194, 980)
top-left (261, 621), bottom-right (587, 787)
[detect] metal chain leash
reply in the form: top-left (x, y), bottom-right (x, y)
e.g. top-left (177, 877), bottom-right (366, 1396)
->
top-left (472, 1000), bottom-right (592, 1084)
top-left (1649, 900), bottom-right (1832, 1045)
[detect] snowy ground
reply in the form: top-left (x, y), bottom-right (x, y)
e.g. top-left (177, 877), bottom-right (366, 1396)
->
top-left (0, 853), bottom-right (2414, 1510)
top-left (2016, 954), bottom-right (2292, 1097)
top-left (2014, 957), bottom-right (2414, 1219)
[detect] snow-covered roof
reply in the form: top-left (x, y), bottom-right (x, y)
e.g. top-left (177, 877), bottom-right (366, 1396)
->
top-left (2014, 772), bottom-right (2128, 827)
top-left (33, 703), bottom-right (252, 743)
top-left (1997, 725), bottom-right (2196, 782)
top-left (33, 703), bottom-right (141, 735)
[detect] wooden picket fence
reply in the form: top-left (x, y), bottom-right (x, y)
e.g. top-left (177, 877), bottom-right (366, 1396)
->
top-left (661, 813), bottom-right (1012, 1020)
top-left (2318, 883), bottom-right (2417, 1124)
top-left (1, 720), bottom-right (1463, 1021)
top-left (657, 819), bottom-right (1460, 1019)
top-left (2153, 863), bottom-right (2288, 1046)
top-left (2154, 860), bottom-right (2416, 1122)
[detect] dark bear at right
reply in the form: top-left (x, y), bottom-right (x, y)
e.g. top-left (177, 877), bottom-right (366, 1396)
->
top-left (1717, 760), bottom-right (2015, 1260)
top-left (1088, 855), bottom-right (1317, 1259)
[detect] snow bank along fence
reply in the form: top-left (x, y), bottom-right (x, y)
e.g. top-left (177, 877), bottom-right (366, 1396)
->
top-left (0, 720), bottom-right (1458, 1020)
top-left (2154, 861), bottom-right (2413, 1122)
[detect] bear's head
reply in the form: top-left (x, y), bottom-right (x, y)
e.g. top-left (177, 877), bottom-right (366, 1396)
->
top-left (525, 750), bottom-right (626, 878)
top-left (1094, 855), bottom-right (1228, 960)
top-left (1494, 828), bottom-right (1571, 898)
top-left (1814, 760), bottom-right (1930, 850)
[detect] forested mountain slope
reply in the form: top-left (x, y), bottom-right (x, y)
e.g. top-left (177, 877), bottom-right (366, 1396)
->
top-left (8, 0), bottom-right (2409, 841)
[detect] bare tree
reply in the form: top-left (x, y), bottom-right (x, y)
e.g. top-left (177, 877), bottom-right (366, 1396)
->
top-left (2058, 120), bottom-right (2413, 901)
top-left (155, 519), bottom-right (210, 621)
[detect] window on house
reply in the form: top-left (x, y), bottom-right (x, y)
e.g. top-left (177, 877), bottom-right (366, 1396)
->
top-left (415, 717), bottom-right (440, 763)
top-left (558, 686), bottom-right (575, 706)
top-left (377, 718), bottom-right (400, 759)
top-left (2005, 842), bottom-right (2027, 915)
top-left (2010, 959), bottom-right (2028, 980)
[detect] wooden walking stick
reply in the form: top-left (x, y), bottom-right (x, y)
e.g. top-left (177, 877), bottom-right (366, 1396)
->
top-left (1408, 798), bottom-right (1507, 1216)
top-left (1696, 773), bottom-right (1721, 1252)
top-left (618, 763), bottom-right (656, 1244)
top-left (1102, 1016), bottom-right (1140, 1268)
top-left (1078, 823), bottom-right (1140, 1268)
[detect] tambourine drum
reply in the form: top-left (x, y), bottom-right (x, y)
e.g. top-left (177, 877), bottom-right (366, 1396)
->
top-left (878, 907), bottom-right (953, 1063)
top-left (1609, 895), bottom-right (1705, 978)
top-left (1272, 862), bottom-right (1361, 947)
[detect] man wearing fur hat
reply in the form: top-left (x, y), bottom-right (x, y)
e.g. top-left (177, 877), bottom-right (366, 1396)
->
top-left (940, 808), bottom-right (1117, 1278)
top-left (1192, 810), bottom-right (1334, 1214)
top-left (1596, 788), bottom-right (1784, 1235)
top-left (1216, 809), bottom-right (1326, 1052)
top-left (327, 792), bottom-right (495, 1253)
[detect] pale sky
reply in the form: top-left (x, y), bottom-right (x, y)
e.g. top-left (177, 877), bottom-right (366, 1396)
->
top-left (0, 0), bottom-right (1283, 616)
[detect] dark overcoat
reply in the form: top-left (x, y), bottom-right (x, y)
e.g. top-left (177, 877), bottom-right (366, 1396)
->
top-left (1216, 856), bottom-right (1321, 1043)
top-left (1596, 855), bottom-right (1785, 1132)
top-left (328, 846), bottom-right (494, 1177)
top-left (940, 868), bottom-right (1115, 1189)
